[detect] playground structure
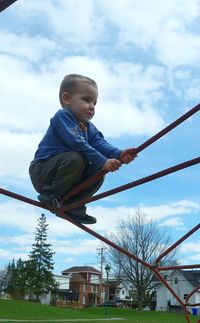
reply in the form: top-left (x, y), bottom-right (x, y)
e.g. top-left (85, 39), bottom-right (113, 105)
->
top-left (1, 103), bottom-right (200, 323)
top-left (0, 1), bottom-right (200, 322)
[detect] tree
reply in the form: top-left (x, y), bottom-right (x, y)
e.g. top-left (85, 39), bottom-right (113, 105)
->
top-left (4, 258), bottom-right (30, 298)
top-left (27, 213), bottom-right (56, 301)
top-left (105, 209), bottom-right (178, 310)
top-left (5, 259), bottom-right (17, 296)
top-left (0, 267), bottom-right (9, 294)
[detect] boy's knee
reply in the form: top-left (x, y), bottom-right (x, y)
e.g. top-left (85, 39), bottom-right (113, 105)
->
top-left (69, 152), bottom-right (86, 165)
top-left (64, 152), bottom-right (87, 172)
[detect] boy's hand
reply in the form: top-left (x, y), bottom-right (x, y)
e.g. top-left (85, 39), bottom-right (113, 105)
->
top-left (119, 148), bottom-right (137, 164)
top-left (102, 159), bottom-right (122, 172)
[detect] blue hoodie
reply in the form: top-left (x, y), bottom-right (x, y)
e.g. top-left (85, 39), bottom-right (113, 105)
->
top-left (33, 108), bottom-right (121, 170)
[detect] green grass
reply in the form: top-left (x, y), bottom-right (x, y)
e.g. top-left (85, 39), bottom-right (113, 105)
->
top-left (0, 299), bottom-right (199, 323)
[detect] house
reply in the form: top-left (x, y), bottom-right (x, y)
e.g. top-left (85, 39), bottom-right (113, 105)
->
top-left (108, 279), bottom-right (157, 308)
top-left (156, 270), bottom-right (200, 313)
top-left (54, 274), bottom-right (79, 307)
top-left (62, 266), bottom-right (106, 307)
top-left (25, 274), bottom-right (71, 306)
top-left (108, 279), bottom-right (131, 303)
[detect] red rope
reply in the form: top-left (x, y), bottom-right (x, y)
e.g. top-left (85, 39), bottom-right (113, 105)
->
top-left (1, 157), bottom-right (199, 212)
top-left (0, 188), bottom-right (47, 210)
top-left (136, 102), bottom-right (200, 153)
top-left (60, 156), bottom-right (200, 212)
top-left (54, 211), bottom-right (190, 314)
top-left (155, 222), bottom-right (200, 263)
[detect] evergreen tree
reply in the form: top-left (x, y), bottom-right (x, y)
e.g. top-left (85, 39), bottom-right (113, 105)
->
top-left (15, 258), bottom-right (27, 297)
top-left (6, 259), bottom-right (16, 294)
top-left (0, 267), bottom-right (8, 293)
top-left (28, 213), bottom-right (56, 301)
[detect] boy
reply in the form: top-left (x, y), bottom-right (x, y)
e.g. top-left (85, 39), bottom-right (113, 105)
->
top-left (29, 74), bottom-right (136, 224)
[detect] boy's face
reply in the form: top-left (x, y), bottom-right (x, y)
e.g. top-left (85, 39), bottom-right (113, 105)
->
top-left (62, 81), bottom-right (98, 124)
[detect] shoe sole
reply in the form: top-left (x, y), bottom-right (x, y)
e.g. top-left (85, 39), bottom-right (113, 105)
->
top-left (56, 212), bottom-right (97, 225)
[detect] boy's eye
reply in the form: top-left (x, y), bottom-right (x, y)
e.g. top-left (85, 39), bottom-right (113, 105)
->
top-left (84, 97), bottom-right (90, 102)
top-left (82, 96), bottom-right (97, 105)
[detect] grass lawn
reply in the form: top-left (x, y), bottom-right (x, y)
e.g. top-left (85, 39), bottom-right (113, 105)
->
top-left (0, 299), bottom-right (199, 323)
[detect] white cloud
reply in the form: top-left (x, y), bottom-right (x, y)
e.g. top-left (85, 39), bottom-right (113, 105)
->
top-left (159, 217), bottom-right (184, 228)
top-left (184, 78), bottom-right (200, 101)
top-left (0, 54), bottom-right (59, 133)
top-left (0, 53), bottom-right (165, 134)
top-left (14, 0), bottom-right (104, 47)
top-left (5, 0), bottom-right (200, 70)
top-left (0, 200), bottom-right (84, 236)
top-left (0, 200), bottom-right (199, 238)
top-left (52, 238), bottom-right (99, 256)
top-left (0, 199), bottom-right (199, 268)
top-left (0, 31), bottom-right (57, 63)
top-left (180, 241), bottom-right (200, 263)
top-left (181, 241), bottom-right (200, 254)
top-left (0, 249), bottom-right (12, 259)
top-left (140, 200), bottom-right (200, 222)
top-left (0, 130), bottom-right (40, 178)
top-left (156, 23), bottom-right (200, 67)
top-left (189, 253), bottom-right (200, 261)
top-left (0, 249), bottom-right (29, 263)
top-left (99, 0), bottom-right (200, 67)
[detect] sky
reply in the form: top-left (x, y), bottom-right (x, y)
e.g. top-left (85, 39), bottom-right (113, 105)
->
top-left (0, 0), bottom-right (199, 276)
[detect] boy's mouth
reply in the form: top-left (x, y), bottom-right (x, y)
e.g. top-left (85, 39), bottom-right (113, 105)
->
top-left (86, 112), bottom-right (94, 118)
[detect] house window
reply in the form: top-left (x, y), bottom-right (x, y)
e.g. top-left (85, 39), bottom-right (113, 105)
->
top-left (83, 284), bottom-right (86, 292)
top-left (175, 278), bottom-right (178, 284)
top-left (82, 295), bottom-right (86, 305)
top-left (91, 285), bottom-right (94, 292)
top-left (184, 294), bottom-right (188, 300)
top-left (96, 286), bottom-right (99, 293)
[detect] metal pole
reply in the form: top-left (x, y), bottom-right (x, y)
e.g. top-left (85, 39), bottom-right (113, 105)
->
top-left (105, 271), bottom-right (109, 317)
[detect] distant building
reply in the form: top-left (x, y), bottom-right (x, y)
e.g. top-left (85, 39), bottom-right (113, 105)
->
top-left (108, 279), bottom-right (130, 303)
top-left (54, 274), bottom-right (80, 307)
top-left (25, 274), bottom-right (71, 306)
top-left (62, 266), bottom-right (105, 307)
top-left (156, 270), bottom-right (200, 313)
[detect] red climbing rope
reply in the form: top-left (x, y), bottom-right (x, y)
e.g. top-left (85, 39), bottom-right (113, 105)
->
top-left (60, 156), bottom-right (200, 213)
top-left (55, 210), bottom-right (200, 323)
top-left (1, 157), bottom-right (199, 213)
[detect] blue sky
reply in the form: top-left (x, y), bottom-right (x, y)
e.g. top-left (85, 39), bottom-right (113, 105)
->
top-left (0, 0), bottom-right (199, 275)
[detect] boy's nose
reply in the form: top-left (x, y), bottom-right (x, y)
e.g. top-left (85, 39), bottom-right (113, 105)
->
top-left (89, 104), bottom-right (95, 110)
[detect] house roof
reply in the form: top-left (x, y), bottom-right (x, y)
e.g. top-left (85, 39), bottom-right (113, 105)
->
top-left (62, 266), bottom-right (101, 275)
top-left (180, 270), bottom-right (200, 287)
top-left (156, 270), bottom-right (200, 288)
top-left (0, 0), bottom-right (17, 12)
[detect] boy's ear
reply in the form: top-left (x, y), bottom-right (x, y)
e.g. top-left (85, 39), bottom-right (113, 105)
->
top-left (62, 92), bottom-right (71, 105)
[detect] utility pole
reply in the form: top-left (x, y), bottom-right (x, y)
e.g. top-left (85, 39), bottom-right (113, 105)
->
top-left (97, 246), bottom-right (105, 304)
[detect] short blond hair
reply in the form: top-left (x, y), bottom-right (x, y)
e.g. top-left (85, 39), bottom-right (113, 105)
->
top-left (59, 74), bottom-right (98, 106)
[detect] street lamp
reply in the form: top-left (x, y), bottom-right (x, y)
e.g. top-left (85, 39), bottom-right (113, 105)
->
top-left (105, 264), bottom-right (111, 316)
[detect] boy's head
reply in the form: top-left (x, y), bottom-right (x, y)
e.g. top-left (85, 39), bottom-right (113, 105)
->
top-left (59, 74), bottom-right (98, 124)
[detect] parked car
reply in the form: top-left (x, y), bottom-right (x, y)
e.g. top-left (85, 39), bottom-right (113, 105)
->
top-left (98, 301), bottom-right (123, 307)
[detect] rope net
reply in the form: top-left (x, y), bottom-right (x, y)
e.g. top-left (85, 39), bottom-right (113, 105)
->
top-left (0, 103), bottom-right (200, 323)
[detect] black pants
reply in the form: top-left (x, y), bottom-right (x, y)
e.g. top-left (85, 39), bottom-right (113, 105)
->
top-left (29, 152), bottom-right (104, 207)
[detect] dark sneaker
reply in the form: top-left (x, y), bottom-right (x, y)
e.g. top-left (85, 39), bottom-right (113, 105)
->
top-left (56, 210), bottom-right (97, 225)
top-left (38, 193), bottom-right (61, 212)
top-left (68, 213), bottom-right (97, 225)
